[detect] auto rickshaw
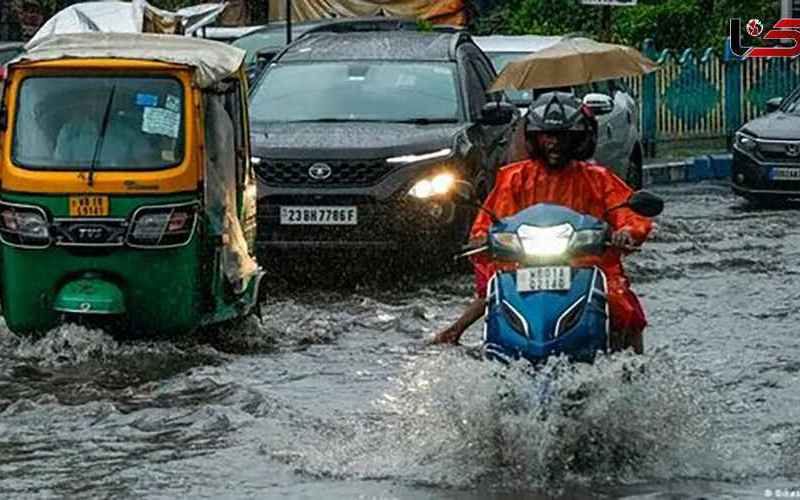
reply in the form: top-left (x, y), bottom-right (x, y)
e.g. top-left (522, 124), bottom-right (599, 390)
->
top-left (0, 33), bottom-right (264, 336)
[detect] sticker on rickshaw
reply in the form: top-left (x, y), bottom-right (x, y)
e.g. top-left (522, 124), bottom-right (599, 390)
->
top-left (165, 95), bottom-right (181, 112)
top-left (69, 195), bottom-right (109, 217)
top-left (136, 93), bottom-right (158, 107)
top-left (142, 107), bottom-right (180, 138)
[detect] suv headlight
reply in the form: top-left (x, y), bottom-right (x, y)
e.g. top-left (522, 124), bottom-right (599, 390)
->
top-left (408, 172), bottom-right (455, 199)
top-left (517, 223), bottom-right (574, 257)
top-left (0, 202), bottom-right (50, 248)
top-left (735, 132), bottom-right (757, 152)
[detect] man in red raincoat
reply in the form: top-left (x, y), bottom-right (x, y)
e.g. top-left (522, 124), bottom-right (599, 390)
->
top-left (431, 92), bottom-right (653, 353)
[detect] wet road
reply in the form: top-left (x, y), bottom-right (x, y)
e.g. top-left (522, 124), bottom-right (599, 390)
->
top-left (2, 181), bottom-right (800, 499)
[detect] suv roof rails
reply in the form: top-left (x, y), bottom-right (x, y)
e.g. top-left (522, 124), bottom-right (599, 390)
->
top-left (297, 17), bottom-right (463, 40)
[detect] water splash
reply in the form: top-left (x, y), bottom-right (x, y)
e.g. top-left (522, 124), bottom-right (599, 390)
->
top-left (286, 348), bottom-right (720, 490)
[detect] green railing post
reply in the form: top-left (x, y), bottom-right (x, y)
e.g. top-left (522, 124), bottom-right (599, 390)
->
top-left (724, 37), bottom-right (742, 150)
top-left (641, 39), bottom-right (658, 158)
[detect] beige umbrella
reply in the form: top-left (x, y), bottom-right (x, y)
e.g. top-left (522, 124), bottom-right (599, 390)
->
top-left (489, 36), bottom-right (658, 92)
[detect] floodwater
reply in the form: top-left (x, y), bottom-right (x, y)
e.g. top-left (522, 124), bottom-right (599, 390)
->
top-left (1, 181), bottom-right (799, 499)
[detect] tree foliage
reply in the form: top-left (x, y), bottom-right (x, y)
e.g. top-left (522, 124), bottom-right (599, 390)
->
top-left (471, 0), bottom-right (781, 52)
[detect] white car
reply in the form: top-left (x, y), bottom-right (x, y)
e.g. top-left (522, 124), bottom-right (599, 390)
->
top-left (475, 35), bottom-right (644, 188)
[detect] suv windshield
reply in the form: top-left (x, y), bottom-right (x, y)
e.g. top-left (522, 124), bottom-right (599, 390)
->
top-left (250, 61), bottom-right (460, 123)
top-left (13, 77), bottom-right (184, 170)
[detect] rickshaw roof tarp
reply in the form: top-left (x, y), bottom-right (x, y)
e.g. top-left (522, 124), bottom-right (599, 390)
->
top-left (26, 1), bottom-right (228, 47)
top-left (12, 33), bottom-right (245, 89)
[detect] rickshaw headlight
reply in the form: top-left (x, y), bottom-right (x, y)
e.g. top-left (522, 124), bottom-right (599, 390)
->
top-left (0, 203), bottom-right (50, 248)
top-left (127, 203), bottom-right (198, 248)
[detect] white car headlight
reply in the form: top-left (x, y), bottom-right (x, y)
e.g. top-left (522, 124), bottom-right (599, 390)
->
top-left (517, 223), bottom-right (574, 257)
top-left (408, 172), bottom-right (455, 199)
top-left (735, 132), bottom-right (757, 152)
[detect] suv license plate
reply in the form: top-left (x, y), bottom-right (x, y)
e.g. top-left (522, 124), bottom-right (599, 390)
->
top-left (770, 167), bottom-right (800, 181)
top-left (280, 206), bottom-right (357, 225)
top-left (517, 267), bottom-right (571, 292)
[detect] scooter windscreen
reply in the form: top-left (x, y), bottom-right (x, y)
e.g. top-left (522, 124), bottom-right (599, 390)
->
top-left (487, 203), bottom-right (609, 265)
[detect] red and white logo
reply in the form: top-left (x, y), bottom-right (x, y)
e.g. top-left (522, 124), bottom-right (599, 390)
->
top-left (746, 18), bottom-right (763, 37)
top-left (730, 18), bottom-right (800, 58)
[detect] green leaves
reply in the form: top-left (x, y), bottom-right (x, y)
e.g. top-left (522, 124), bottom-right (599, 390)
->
top-left (470, 0), bottom-right (780, 52)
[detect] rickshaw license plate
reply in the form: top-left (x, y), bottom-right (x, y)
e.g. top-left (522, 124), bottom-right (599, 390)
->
top-left (69, 196), bottom-right (109, 217)
top-left (280, 206), bottom-right (357, 225)
top-left (517, 267), bottom-right (571, 292)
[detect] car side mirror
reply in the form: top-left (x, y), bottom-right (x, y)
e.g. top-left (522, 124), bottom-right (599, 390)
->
top-left (582, 92), bottom-right (614, 116)
top-left (479, 101), bottom-right (515, 126)
top-left (766, 97), bottom-right (783, 113)
top-left (627, 190), bottom-right (664, 217)
top-left (256, 49), bottom-right (278, 65)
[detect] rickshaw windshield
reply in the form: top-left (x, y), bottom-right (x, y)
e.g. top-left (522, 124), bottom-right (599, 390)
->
top-left (12, 76), bottom-right (185, 170)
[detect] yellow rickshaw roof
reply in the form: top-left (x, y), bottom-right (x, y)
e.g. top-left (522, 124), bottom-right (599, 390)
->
top-left (11, 32), bottom-right (245, 89)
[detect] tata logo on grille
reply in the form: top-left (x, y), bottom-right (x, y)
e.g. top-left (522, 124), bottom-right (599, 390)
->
top-left (787, 144), bottom-right (800, 157)
top-left (308, 163), bottom-right (332, 180)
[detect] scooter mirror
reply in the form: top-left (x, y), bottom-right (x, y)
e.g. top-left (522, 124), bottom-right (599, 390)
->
top-left (627, 190), bottom-right (664, 217)
top-left (453, 179), bottom-right (477, 202)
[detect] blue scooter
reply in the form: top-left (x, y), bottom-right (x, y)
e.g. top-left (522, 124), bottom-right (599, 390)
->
top-left (457, 188), bottom-right (663, 365)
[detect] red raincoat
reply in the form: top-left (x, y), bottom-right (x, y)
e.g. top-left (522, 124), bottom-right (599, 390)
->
top-left (471, 158), bottom-right (653, 336)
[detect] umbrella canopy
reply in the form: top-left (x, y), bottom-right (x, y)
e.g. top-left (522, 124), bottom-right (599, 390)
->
top-left (489, 37), bottom-right (657, 92)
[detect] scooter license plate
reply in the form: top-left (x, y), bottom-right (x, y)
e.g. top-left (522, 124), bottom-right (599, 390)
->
top-left (517, 267), bottom-right (571, 292)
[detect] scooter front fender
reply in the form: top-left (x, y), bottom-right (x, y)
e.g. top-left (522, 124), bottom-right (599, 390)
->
top-left (53, 276), bottom-right (125, 315)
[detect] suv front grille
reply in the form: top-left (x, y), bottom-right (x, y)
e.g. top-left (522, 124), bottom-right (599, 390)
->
top-left (258, 159), bottom-right (394, 187)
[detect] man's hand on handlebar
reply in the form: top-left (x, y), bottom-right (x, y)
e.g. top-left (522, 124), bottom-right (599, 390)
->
top-left (610, 229), bottom-right (636, 250)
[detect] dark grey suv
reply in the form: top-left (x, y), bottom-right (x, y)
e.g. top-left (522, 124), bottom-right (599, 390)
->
top-left (248, 30), bottom-right (517, 255)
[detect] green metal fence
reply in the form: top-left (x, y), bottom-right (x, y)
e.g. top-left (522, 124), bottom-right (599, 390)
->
top-left (626, 39), bottom-right (800, 157)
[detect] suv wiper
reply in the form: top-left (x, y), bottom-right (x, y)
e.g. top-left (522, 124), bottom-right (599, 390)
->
top-left (393, 118), bottom-right (459, 125)
top-left (88, 85), bottom-right (116, 187)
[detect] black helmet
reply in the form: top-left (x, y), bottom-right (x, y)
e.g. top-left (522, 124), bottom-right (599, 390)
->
top-left (525, 91), bottom-right (598, 161)
top-left (526, 91), bottom-right (587, 132)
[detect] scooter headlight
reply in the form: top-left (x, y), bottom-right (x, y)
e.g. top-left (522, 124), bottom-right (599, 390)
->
top-left (517, 223), bottom-right (574, 257)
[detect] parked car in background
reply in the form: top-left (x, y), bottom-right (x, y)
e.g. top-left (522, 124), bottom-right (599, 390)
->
top-left (732, 90), bottom-right (800, 204)
top-left (474, 35), bottom-right (645, 188)
top-left (0, 42), bottom-right (24, 79)
top-left (232, 20), bottom-right (331, 82)
top-left (248, 29), bottom-right (518, 257)
top-left (198, 25), bottom-right (264, 43)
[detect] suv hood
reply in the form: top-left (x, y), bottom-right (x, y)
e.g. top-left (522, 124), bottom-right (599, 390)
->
top-left (250, 121), bottom-right (467, 160)
top-left (740, 112), bottom-right (800, 140)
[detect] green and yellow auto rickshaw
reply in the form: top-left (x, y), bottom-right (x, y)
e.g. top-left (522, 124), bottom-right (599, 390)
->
top-left (0, 32), bottom-right (264, 336)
